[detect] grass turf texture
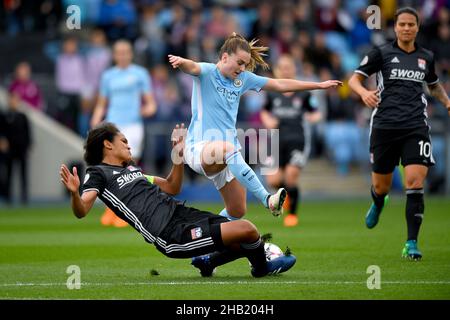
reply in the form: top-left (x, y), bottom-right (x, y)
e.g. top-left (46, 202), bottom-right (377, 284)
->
top-left (1, 197), bottom-right (449, 299)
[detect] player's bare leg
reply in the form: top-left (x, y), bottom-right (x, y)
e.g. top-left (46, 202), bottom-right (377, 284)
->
top-left (201, 141), bottom-right (286, 217)
top-left (219, 179), bottom-right (247, 219)
top-left (191, 220), bottom-right (296, 277)
top-left (366, 172), bottom-right (392, 229)
top-left (283, 164), bottom-right (301, 227)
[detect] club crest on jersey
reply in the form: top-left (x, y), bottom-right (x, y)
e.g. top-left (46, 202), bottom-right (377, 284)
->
top-left (293, 97), bottom-right (302, 109)
top-left (190, 227), bottom-right (203, 240)
top-left (418, 58), bottom-right (426, 70)
top-left (127, 165), bottom-right (139, 172)
top-left (233, 79), bottom-right (243, 88)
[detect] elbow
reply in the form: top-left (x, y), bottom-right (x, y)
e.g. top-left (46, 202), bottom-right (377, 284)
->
top-left (167, 185), bottom-right (182, 196)
top-left (75, 212), bottom-right (86, 219)
top-left (348, 75), bottom-right (362, 92)
top-left (73, 210), bottom-right (87, 219)
top-left (348, 77), bottom-right (356, 90)
top-left (273, 81), bottom-right (284, 92)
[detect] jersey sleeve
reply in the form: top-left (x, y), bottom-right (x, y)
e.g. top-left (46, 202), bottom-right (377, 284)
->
top-left (425, 54), bottom-right (439, 85)
top-left (354, 47), bottom-right (383, 78)
top-left (304, 93), bottom-right (318, 112)
top-left (198, 63), bottom-right (215, 77)
top-left (243, 71), bottom-right (269, 92)
top-left (81, 166), bottom-right (106, 195)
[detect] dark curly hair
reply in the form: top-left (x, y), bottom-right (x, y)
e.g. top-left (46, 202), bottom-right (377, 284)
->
top-left (84, 122), bottom-right (120, 166)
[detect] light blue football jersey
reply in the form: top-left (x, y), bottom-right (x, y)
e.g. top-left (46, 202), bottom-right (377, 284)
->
top-left (186, 63), bottom-right (268, 148)
top-left (100, 64), bottom-right (152, 126)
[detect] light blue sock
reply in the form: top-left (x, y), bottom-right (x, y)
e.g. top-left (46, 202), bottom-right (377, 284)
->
top-left (225, 150), bottom-right (270, 207)
top-left (218, 208), bottom-right (240, 221)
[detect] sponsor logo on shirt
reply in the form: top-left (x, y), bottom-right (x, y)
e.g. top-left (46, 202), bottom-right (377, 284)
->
top-left (117, 171), bottom-right (144, 189)
top-left (216, 86), bottom-right (239, 102)
top-left (389, 68), bottom-right (425, 81)
top-left (191, 227), bottom-right (203, 240)
top-left (391, 56), bottom-right (400, 63)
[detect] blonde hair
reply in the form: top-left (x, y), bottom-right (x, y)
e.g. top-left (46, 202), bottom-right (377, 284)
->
top-left (218, 32), bottom-right (269, 72)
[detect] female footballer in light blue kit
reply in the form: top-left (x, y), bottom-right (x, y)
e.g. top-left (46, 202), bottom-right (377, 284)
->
top-left (169, 33), bottom-right (341, 220)
top-left (91, 39), bottom-right (157, 227)
top-left (91, 40), bottom-right (157, 161)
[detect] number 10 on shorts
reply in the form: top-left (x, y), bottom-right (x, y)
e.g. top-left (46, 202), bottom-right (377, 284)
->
top-left (418, 140), bottom-right (431, 158)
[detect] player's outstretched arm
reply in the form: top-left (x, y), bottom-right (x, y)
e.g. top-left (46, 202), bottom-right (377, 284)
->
top-left (90, 95), bottom-right (107, 128)
top-left (60, 164), bottom-right (96, 219)
top-left (428, 82), bottom-right (450, 116)
top-left (348, 73), bottom-right (380, 108)
top-left (153, 124), bottom-right (186, 195)
top-left (260, 109), bottom-right (279, 129)
top-left (168, 55), bottom-right (201, 76)
top-left (263, 78), bottom-right (342, 93)
top-left (141, 93), bottom-right (157, 118)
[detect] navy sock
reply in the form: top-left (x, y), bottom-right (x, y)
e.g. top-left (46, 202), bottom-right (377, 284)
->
top-left (240, 237), bottom-right (266, 272)
top-left (371, 186), bottom-right (387, 210)
top-left (285, 186), bottom-right (299, 214)
top-left (208, 249), bottom-right (245, 268)
top-left (405, 188), bottom-right (424, 241)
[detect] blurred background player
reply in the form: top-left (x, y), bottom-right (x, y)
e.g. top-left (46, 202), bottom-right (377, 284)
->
top-left (8, 62), bottom-right (43, 111)
top-left (168, 33), bottom-right (341, 222)
top-left (349, 7), bottom-right (450, 260)
top-left (90, 39), bottom-right (157, 227)
top-left (55, 37), bottom-right (85, 134)
top-left (261, 54), bottom-right (322, 227)
top-left (1, 93), bottom-right (32, 205)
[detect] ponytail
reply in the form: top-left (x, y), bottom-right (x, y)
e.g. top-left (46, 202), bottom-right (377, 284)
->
top-left (219, 32), bottom-right (269, 72)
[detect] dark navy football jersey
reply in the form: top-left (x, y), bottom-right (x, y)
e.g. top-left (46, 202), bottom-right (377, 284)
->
top-left (355, 41), bottom-right (439, 129)
top-left (264, 91), bottom-right (316, 140)
top-left (81, 163), bottom-right (178, 243)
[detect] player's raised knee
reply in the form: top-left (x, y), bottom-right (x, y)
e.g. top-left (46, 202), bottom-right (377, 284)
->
top-left (226, 203), bottom-right (247, 218)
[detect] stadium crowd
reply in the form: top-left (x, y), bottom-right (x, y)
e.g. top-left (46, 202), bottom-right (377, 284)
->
top-left (1, 0), bottom-right (449, 203)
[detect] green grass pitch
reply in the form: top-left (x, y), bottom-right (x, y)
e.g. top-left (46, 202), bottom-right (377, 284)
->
top-left (1, 197), bottom-right (449, 300)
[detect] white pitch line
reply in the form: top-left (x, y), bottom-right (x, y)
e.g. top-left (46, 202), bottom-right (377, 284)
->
top-left (1, 280), bottom-right (450, 287)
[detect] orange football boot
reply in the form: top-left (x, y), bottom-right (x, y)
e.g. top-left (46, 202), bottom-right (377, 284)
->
top-left (113, 215), bottom-right (128, 228)
top-left (283, 213), bottom-right (298, 227)
top-left (100, 207), bottom-right (115, 226)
